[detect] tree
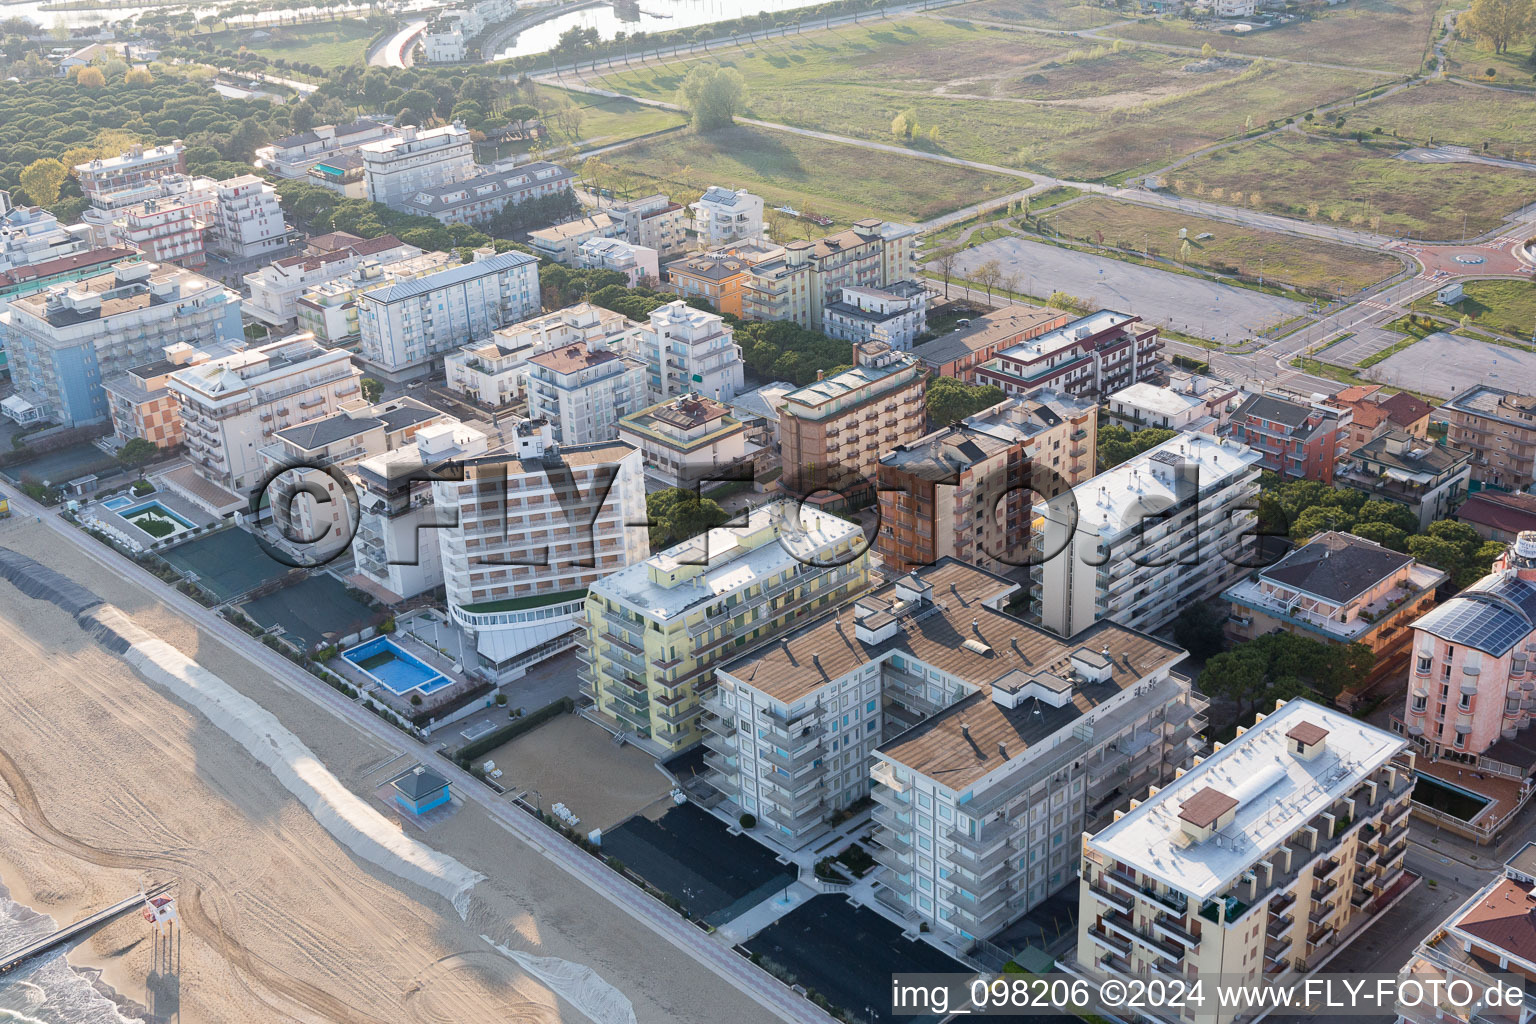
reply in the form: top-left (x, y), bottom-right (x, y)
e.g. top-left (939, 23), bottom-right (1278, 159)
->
top-left (75, 66), bottom-right (105, 88)
top-left (117, 437), bottom-right (159, 477)
top-left (891, 107), bottom-right (918, 141)
top-left (675, 64), bottom-right (747, 131)
top-left (926, 376), bottom-right (1003, 426)
top-left (1347, 520), bottom-right (1409, 552)
top-left (360, 377), bottom-right (384, 402)
top-left (124, 66), bottom-right (153, 86)
top-left (645, 487), bottom-right (729, 549)
top-left (1096, 424), bottom-right (1176, 471)
top-left (19, 159), bottom-right (67, 207)
top-left (1172, 600), bottom-right (1229, 660)
top-left (935, 250), bottom-right (958, 300)
top-left (1460, 0), bottom-right (1535, 53)
top-left (289, 99), bottom-right (317, 132)
top-left (974, 259), bottom-right (1002, 301)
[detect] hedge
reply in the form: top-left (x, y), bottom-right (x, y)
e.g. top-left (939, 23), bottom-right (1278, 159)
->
top-left (455, 696), bottom-right (573, 763)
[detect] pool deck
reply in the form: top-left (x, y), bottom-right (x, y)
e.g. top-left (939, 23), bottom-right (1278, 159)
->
top-left (1417, 758), bottom-right (1525, 827)
top-left (85, 488), bottom-right (217, 547)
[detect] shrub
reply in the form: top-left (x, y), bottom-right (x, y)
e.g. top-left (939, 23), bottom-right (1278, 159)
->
top-left (410, 693), bottom-right (423, 706)
top-left (495, 693), bottom-right (508, 706)
top-left (739, 813), bottom-right (756, 829)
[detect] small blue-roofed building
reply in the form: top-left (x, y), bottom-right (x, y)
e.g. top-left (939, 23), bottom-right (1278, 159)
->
top-left (391, 766), bottom-right (452, 815)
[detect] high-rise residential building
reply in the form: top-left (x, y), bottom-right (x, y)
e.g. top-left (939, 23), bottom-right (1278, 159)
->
top-left (529, 213), bottom-right (619, 264)
top-left (910, 303), bottom-right (1072, 380)
top-left (701, 558), bottom-right (1199, 938)
top-left (738, 220), bottom-right (921, 328)
top-left (1399, 531), bottom-right (1536, 766)
top-left (1336, 429), bottom-right (1473, 530)
top-left (256, 119), bottom-right (400, 178)
top-left (575, 237), bottom-right (660, 287)
top-left (525, 335), bottom-right (648, 445)
top-left (875, 391), bottom-right (1097, 575)
top-left (360, 123), bottom-right (475, 209)
top-left (604, 193), bottom-right (687, 257)
top-left (397, 160), bottom-right (573, 227)
top-left (435, 433), bottom-right (650, 681)
top-left (296, 250), bottom-right (457, 348)
top-left (1440, 385), bottom-right (1536, 491)
top-left (208, 175), bottom-right (290, 261)
top-left (822, 281), bottom-right (928, 351)
top-left (81, 173), bottom-right (209, 249)
top-left (3, 260), bottom-right (241, 428)
top-left (1075, 699), bottom-right (1413, 1021)
top-left (1032, 431), bottom-right (1263, 640)
top-left (356, 248), bottom-right (540, 377)
top-left (0, 247), bottom-right (139, 373)
top-left (1226, 391), bottom-right (1353, 484)
top-left (101, 341), bottom-right (209, 448)
top-left (583, 499), bottom-right (868, 754)
top-left (638, 300), bottom-right (744, 404)
top-left (0, 193), bottom-right (88, 272)
top-left (779, 341), bottom-right (927, 507)
top-left (243, 235), bottom-right (417, 326)
top-left (973, 310), bottom-right (1162, 400)
top-left (617, 393), bottom-right (760, 490)
top-left (166, 332), bottom-right (362, 494)
top-left (690, 186), bottom-right (765, 247)
top-left (73, 142), bottom-right (187, 200)
top-left (112, 180), bottom-right (218, 267)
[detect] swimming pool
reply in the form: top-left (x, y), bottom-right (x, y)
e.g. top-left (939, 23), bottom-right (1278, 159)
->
top-left (102, 494), bottom-right (134, 512)
top-left (342, 636), bottom-right (452, 696)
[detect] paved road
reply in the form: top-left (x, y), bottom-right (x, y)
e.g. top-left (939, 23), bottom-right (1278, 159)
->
top-left (370, 19), bottom-right (425, 67)
top-left (3, 489), bottom-right (835, 1024)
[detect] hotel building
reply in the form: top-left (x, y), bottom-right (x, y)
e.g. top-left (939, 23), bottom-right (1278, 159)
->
top-left (1440, 385), bottom-right (1536, 492)
top-left (244, 234), bottom-right (417, 327)
top-left (525, 336), bottom-right (648, 446)
top-left (74, 142), bottom-right (187, 200)
top-left (296, 250), bottom-right (456, 348)
top-left (1337, 430), bottom-right (1473, 531)
top-left (101, 341), bottom-right (208, 448)
top-left (617, 393), bottom-right (760, 490)
top-left (207, 175), bottom-right (290, 261)
top-left (1226, 391), bottom-right (1352, 484)
top-left (360, 123), bottom-right (475, 209)
top-left (256, 119), bottom-right (400, 179)
top-left (911, 303), bottom-right (1070, 381)
top-left (691, 186), bottom-right (765, 247)
top-left (397, 160), bottom-right (573, 227)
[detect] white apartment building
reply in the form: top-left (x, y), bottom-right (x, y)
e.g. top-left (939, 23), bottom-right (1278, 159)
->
top-left (526, 336), bottom-right (648, 445)
top-left (1216, 0), bottom-right (1257, 15)
top-left (5, 260), bottom-right (241, 428)
top-left (74, 142), bottom-right (186, 200)
top-left (360, 123), bottom-right (476, 209)
top-left (114, 183), bottom-right (218, 267)
top-left (355, 248), bottom-right (540, 377)
top-left (350, 418), bottom-right (491, 601)
top-left (691, 186), bottom-right (765, 247)
top-left (604, 193), bottom-right (688, 257)
top-left (1076, 699), bottom-right (1413, 1024)
top-left (0, 194), bottom-right (88, 272)
top-left (296, 250), bottom-right (457, 347)
top-left (445, 302), bottom-right (645, 411)
top-left (244, 234), bottom-right (418, 326)
top-left (1032, 431), bottom-right (1263, 639)
top-left (256, 119), bottom-right (400, 179)
top-left (397, 160), bottom-right (573, 227)
top-left (166, 332), bottom-right (362, 494)
top-left (617, 393), bottom-right (760, 490)
top-left (420, 0), bottom-right (512, 61)
top-left (208, 175), bottom-right (290, 261)
top-left (1105, 374), bottom-right (1243, 433)
top-left (436, 433), bottom-right (650, 681)
top-left (576, 237), bottom-right (659, 287)
top-left (822, 281), bottom-right (929, 351)
top-left (639, 300), bottom-right (744, 404)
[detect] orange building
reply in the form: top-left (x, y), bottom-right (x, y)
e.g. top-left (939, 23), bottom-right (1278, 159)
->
top-left (102, 343), bottom-right (205, 447)
top-left (661, 250), bottom-right (748, 317)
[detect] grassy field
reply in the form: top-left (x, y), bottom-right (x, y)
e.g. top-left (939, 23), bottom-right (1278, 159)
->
top-left (1102, 0), bottom-right (1440, 73)
top-left (1172, 133), bottom-right (1534, 238)
top-left (593, 19), bottom-right (1384, 178)
top-left (536, 86), bottom-right (686, 142)
top-left (1412, 279), bottom-right (1536, 338)
top-left (944, 0), bottom-right (1122, 29)
top-left (1037, 195), bottom-right (1402, 292)
top-left (1443, 34), bottom-right (1536, 88)
top-left (206, 21), bottom-right (375, 69)
top-left (1317, 80), bottom-right (1536, 155)
top-left (607, 124), bottom-right (1022, 225)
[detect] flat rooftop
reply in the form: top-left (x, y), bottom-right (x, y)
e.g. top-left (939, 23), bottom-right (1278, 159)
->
top-left (1110, 380), bottom-right (1207, 419)
top-left (993, 309), bottom-right (1135, 365)
top-left (1087, 699), bottom-right (1405, 903)
top-left (912, 304), bottom-right (1066, 367)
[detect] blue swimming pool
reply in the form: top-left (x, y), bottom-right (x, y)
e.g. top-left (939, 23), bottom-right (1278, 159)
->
top-left (102, 494), bottom-right (134, 511)
top-left (342, 636), bottom-right (451, 695)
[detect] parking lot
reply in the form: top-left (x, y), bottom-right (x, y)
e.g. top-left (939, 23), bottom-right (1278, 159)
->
top-left (1366, 331), bottom-right (1536, 398)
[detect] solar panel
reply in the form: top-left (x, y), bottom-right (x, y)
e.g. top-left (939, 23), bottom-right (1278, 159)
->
top-left (1414, 598), bottom-right (1529, 655)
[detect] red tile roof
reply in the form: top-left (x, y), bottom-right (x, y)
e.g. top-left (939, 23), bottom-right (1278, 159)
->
top-left (1377, 391), bottom-right (1435, 426)
top-left (1456, 490), bottom-right (1536, 536)
top-left (1455, 877), bottom-right (1536, 965)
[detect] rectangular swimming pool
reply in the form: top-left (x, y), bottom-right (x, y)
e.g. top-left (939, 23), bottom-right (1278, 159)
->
top-left (341, 636), bottom-right (452, 696)
top-left (101, 494), bottom-right (134, 512)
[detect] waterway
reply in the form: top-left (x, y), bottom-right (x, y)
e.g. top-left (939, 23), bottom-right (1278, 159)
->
top-left (492, 0), bottom-right (834, 59)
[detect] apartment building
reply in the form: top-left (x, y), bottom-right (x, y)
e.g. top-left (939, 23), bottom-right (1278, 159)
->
top-left (702, 558), bottom-right (1198, 934)
top-left (446, 302), bottom-right (644, 412)
top-left (167, 332), bottom-right (362, 494)
top-left (1032, 431), bottom-right (1264, 640)
top-left (101, 341), bottom-right (208, 447)
top-left (973, 310), bottom-right (1162, 400)
top-left (727, 380), bottom-right (795, 448)
top-left (296, 250), bottom-right (456, 347)
top-left (360, 123), bottom-right (475, 209)
top-left (691, 186), bottom-right (764, 247)
top-left (876, 391), bottom-right (1097, 574)
top-left (435, 434), bottom-right (650, 680)
top-left (397, 160), bottom-right (573, 227)
top-left (1458, 489), bottom-right (1536, 544)
top-left (1226, 391), bottom-right (1352, 484)
top-left (1378, 392), bottom-right (1435, 437)
top-left (1224, 530), bottom-right (1447, 659)
top-left (350, 418), bottom-right (491, 601)
top-left (1106, 373), bottom-right (1243, 433)
top-left (822, 281), bottom-right (928, 351)
top-left (739, 220), bottom-right (922, 328)
top-left (779, 341), bottom-right (927, 507)
top-left (306, 152), bottom-right (367, 199)
top-left (80, 174), bottom-right (204, 249)
top-left (74, 142), bottom-right (187, 200)
top-left (1337, 429), bottom-right (1473, 530)
top-left (4, 260), bottom-right (240, 428)
top-left (0, 247), bottom-right (137, 349)
top-left (1400, 531), bottom-right (1536, 766)
top-left (1076, 699), bottom-right (1413, 1024)
top-left (243, 234), bottom-right (417, 326)
top-left (112, 180), bottom-right (219, 267)
top-left (638, 300), bottom-right (745, 404)
top-left (585, 500), bottom-right (867, 754)
top-left (356, 248), bottom-right (540, 377)
top-left (911, 303), bottom-right (1071, 380)
top-left (664, 249), bottom-right (750, 317)
top-left (529, 213), bottom-right (619, 264)
top-left (617, 393), bottom-right (760, 490)
top-left (525, 336), bottom-right (648, 445)
top-left (575, 237), bottom-right (660, 287)
top-left (0, 194), bottom-right (88, 272)
top-left (604, 193), bottom-right (687, 257)
top-left (1441, 385), bottom-right (1536, 490)
top-left (256, 119), bottom-right (399, 178)
top-left (420, 0), bottom-right (511, 61)
top-left (1324, 384), bottom-right (1393, 450)
top-left (208, 175), bottom-right (290, 261)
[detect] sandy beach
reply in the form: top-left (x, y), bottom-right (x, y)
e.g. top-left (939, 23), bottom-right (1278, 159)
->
top-left (0, 515), bottom-right (780, 1024)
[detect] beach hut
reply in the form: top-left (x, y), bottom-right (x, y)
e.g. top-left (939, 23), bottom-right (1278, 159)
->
top-left (391, 766), bottom-right (452, 815)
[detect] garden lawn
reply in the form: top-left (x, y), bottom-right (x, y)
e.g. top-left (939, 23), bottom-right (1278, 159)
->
top-left (1037, 195), bottom-right (1403, 292)
top-left (1414, 279), bottom-right (1536, 339)
top-left (604, 124), bottom-right (1021, 225)
top-left (1102, 0), bottom-right (1441, 73)
top-left (1172, 133), bottom-right (1534, 239)
top-left (1318, 79), bottom-right (1536, 155)
top-left (207, 20), bottom-right (376, 69)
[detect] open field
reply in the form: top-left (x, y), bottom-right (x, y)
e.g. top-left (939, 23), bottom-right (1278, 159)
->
top-left (1317, 80), bottom-right (1536, 154)
top-left (1413, 279), bottom-right (1536, 339)
top-left (1101, 0), bottom-right (1440, 73)
top-left (206, 20), bottom-right (375, 69)
top-left (603, 123), bottom-right (1021, 225)
top-left (593, 18), bottom-right (1385, 178)
top-left (943, 0), bottom-right (1123, 29)
top-left (1171, 133), bottom-right (1536, 239)
top-left (1443, 35), bottom-right (1536, 88)
top-left (1037, 195), bottom-right (1403, 292)
top-left (536, 85), bottom-right (687, 144)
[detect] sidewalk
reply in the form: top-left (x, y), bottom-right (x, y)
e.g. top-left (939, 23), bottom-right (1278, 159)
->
top-left (715, 881), bottom-right (817, 945)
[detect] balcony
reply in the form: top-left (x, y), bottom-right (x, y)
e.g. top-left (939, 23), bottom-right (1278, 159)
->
top-left (1087, 880), bottom-right (1133, 915)
top-left (701, 729), bottom-right (736, 756)
top-left (762, 798), bottom-right (827, 834)
top-left (703, 751), bottom-right (737, 778)
top-left (872, 785), bottom-right (913, 814)
top-left (762, 741), bottom-right (825, 773)
top-left (1265, 934), bottom-right (1294, 963)
top-left (871, 843), bottom-right (911, 873)
top-left (871, 827), bottom-right (912, 857)
top-left (1089, 926), bottom-right (1132, 959)
top-left (871, 803), bottom-right (909, 833)
top-left (1103, 911), bottom-right (1181, 962)
top-left (1152, 913), bottom-right (1201, 949)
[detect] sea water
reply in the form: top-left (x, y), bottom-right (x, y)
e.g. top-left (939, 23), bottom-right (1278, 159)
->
top-left (0, 883), bottom-right (140, 1024)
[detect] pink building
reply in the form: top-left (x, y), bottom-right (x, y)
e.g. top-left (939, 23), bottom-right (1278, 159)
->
top-left (1399, 531), bottom-right (1536, 773)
